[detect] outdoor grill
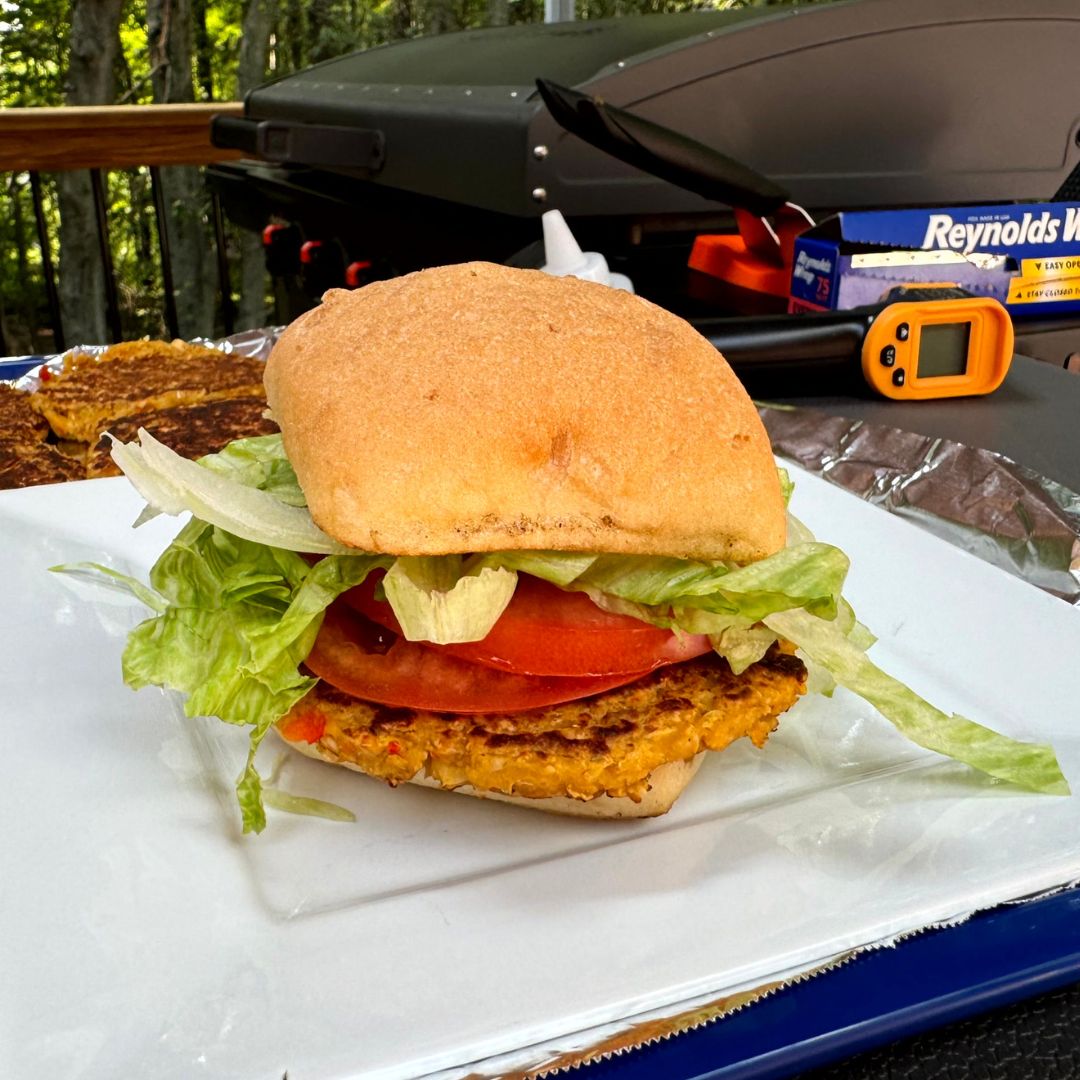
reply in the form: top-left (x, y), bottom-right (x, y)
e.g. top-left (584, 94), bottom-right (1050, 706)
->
top-left (210, 0), bottom-right (1080, 329)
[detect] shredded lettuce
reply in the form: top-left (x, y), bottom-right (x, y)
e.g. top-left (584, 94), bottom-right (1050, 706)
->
top-left (262, 786), bottom-right (357, 822)
top-left (766, 607), bottom-right (1069, 795)
top-left (110, 428), bottom-right (349, 554)
top-left (484, 544), bottom-right (849, 626)
top-left (261, 753), bottom-right (357, 823)
top-left (60, 431), bottom-right (1068, 832)
top-left (62, 518), bottom-right (383, 832)
top-left (48, 561), bottom-right (168, 614)
top-left (777, 466), bottom-right (795, 506)
top-left (197, 433), bottom-right (307, 507)
top-left (383, 556), bottom-right (518, 644)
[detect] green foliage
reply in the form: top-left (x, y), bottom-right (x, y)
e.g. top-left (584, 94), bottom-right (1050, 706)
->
top-left (0, 0), bottom-right (71, 108)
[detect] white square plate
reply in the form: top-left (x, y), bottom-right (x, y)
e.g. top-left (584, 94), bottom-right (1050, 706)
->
top-left (3, 469), bottom-right (1079, 1080)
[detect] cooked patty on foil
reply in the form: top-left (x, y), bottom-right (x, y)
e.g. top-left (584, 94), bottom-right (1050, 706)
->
top-left (30, 340), bottom-right (267, 443)
top-left (86, 396), bottom-right (278, 479)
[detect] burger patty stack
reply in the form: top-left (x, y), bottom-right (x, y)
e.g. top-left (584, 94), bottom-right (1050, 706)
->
top-left (0, 340), bottom-right (277, 490)
top-left (264, 263), bottom-right (807, 817)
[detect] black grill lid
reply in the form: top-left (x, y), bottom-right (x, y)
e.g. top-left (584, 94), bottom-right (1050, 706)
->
top-left (218, 0), bottom-right (1080, 218)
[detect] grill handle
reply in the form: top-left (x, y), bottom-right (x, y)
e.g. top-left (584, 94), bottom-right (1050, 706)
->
top-left (535, 79), bottom-right (788, 219)
top-left (211, 115), bottom-right (386, 172)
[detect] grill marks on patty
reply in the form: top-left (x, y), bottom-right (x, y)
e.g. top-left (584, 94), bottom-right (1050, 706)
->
top-left (85, 395), bottom-right (278, 478)
top-left (0, 384), bottom-right (85, 490)
top-left (29, 340), bottom-right (267, 443)
top-left (2, 340), bottom-right (275, 489)
top-left (279, 646), bottom-right (807, 803)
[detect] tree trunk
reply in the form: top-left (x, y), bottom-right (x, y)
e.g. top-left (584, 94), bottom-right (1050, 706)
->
top-left (276, 0), bottom-right (305, 74)
top-left (487, 0), bottom-right (509, 26)
top-left (307, 0), bottom-right (331, 62)
top-left (148, 0), bottom-right (216, 339)
top-left (235, 0), bottom-right (276, 332)
top-left (10, 178), bottom-right (35, 353)
top-left (192, 0), bottom-right (214, 100)
top-left (57, 0), bottom-right (124, 346)
top-left (425, 0), bottom-right (456, 35)
top-left (391, 0), bottom-right (413, 40)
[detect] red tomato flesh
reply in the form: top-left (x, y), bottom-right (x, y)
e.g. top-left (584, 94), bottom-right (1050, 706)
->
top-left (306, 603), bottom-right (652, 713)
top-left (341, 571), bottom-right (711, 677)
top-left (279, 710), bottom-right (327, 744)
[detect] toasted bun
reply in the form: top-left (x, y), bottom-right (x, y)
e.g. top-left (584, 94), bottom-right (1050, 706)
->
top-left (284, 735), bottom-right (704, 819)
top-left (264, 262), bottom-right (785, 562)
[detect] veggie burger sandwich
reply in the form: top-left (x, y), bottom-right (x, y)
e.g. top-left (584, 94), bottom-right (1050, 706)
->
top-left (65, 262), bottom-right (1067, 832)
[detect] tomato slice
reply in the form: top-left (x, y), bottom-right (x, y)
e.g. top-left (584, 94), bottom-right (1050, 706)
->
top-left (341, 571), bottom-right (712, 677)
top-left (306, 603), bottom-right (653, 713)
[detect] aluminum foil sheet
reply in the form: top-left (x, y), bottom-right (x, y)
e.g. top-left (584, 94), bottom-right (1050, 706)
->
top-left (760, 404), bottom-right (1080, 607)
top-left (3, 326), bottom-right (283, 392)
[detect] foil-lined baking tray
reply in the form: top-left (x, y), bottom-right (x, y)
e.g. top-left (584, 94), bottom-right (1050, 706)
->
top-left (4, 336), bottom-right (1080, 1078)
top-left (0, 326), bottom-right (283, 391)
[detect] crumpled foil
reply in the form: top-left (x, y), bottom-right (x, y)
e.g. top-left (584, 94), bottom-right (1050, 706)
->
top-left (760, 404), bottom-right (1080, 607)
top-left (6, 326), bottom-right (284, 392)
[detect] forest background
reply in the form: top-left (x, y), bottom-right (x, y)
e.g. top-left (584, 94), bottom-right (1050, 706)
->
top-left (0, 0), bottom-right (785, 354)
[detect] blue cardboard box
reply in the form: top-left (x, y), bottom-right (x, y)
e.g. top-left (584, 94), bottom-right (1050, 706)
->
top-left (789, 203), bottom-right (1080, 316)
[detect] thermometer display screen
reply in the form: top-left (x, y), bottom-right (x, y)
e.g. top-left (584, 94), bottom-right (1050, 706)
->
top-left (918, 323), bottom-right (970, 378)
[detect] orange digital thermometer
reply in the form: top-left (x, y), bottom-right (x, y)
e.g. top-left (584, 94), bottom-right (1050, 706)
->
top-left (694, 286), bottom-right (1014, 400)
top-left (859, 287), bottom-right (1013, 400)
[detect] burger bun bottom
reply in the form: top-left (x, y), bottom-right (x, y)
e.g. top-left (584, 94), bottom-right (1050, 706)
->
top-left (281, 734), bottom-right (704, 819)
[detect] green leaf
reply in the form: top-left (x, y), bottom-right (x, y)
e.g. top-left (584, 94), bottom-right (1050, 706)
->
top-left (765, 607), bottom-right (1070, 796)
top-left (263, 787), bottom-right (357, 823)
top-left (108, 428), bottom-right (350, 554)
top-left (383, 556), bottom-right (518, 644)
top-left (555, 543), bottom-right (849, 624)
top-left (708, 621), bottom-right (779, 675)
top-left (237, 735), bottom-right (269, 835)
top-left (49, 561), bottom-right (167, 613)
top-left (119, 519), bottom-right (383, 829)
top-left (777, 466), bottom-right (795, 506)
top-left (245, 552), bottom-right (390, 672)
top-left (481, 550), bottom-right (598, 587)
top-left (198, 433), bottom-right (307, 507)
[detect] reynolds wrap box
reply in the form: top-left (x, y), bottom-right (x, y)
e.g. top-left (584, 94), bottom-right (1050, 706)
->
top-left (789, 202), bottom-right (1080, 316)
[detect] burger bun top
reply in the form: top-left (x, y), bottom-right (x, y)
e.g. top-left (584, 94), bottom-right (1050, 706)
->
top-left (263, 262), bottom-right (786, 563)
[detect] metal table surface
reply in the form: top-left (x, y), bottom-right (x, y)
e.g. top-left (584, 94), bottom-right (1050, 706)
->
top-left (576, 354), bottom-right (1080, 1080)
top-left (772, 353), bottom-right (1080, 493)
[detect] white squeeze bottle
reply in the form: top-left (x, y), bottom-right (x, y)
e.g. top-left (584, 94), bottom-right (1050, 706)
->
top-left (539, 210), bottom-right (635, 293)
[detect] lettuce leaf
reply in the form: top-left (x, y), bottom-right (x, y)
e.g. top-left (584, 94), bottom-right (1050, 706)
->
top-left (197, 433), bottom-right (307, 507)
top-left (765, 607), bottom-right (1070, 796)
top-left (73, 518), bottom-right (383, 832)
top-left (383, 556), bottom-right (518, 644)
top-left (48, 561), bottom-right (168, 613)
top-left (110, 428), bottom-right (350, 554)
top-left (488, 543), bottom-right (849, 626)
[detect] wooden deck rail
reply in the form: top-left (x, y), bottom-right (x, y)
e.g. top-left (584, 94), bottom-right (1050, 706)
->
top-left (0, 103), bottom-right (244, 173)
top-left (0, 103), bottom-right (249, 350)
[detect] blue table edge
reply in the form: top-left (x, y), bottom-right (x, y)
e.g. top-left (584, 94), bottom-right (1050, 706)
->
top-left (572, 883), bottom-right (1080, 1080)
